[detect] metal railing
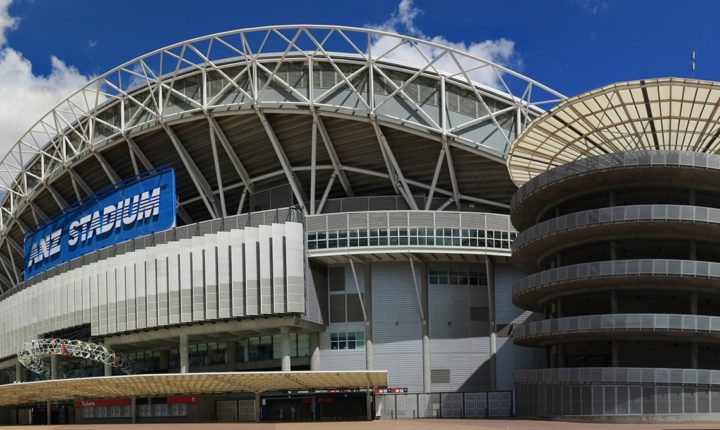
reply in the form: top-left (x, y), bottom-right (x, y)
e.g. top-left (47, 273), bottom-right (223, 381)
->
top-left (513, 204), bottom-right (720, 252)
top-left (514, 313), bottom-right (720, 343)
top-left (513, 259), bottom-right (720, 302)
top-left (511, 150), bottom-right (720, 211)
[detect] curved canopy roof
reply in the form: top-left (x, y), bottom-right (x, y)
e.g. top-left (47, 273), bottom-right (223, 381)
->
top-left (0, 371), bottom-right (387, 406)
top-left (507, 78), bottom-right (720, 186)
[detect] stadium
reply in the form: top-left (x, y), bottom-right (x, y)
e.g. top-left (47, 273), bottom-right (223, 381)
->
top-left (0, 24), bottom-right (715, 424)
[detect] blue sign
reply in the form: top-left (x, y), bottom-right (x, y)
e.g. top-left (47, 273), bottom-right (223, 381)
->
top-left (24, 169), bottom-right (176, 279)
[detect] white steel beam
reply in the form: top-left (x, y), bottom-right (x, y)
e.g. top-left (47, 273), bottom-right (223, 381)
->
top-left (310, 117), bottom-right (317, 215)
top-left (443, 139), bottom-right (461, 208)
top-left (207, 115), bottom-right (254, 194)
top-left (45, 183), bottom-right (68, 210)
top-left (124, 136), bottom-right (153, 172)
top-left (237, 187), bottom-right (248, 215)
top-left (407, 255), bottom-right (425, 322)
top-left (371, 120), bottom-right (419, 210)
top-left (425, 146), bottom-right (446, 210)
top-left (208, 119), bottom-right (228, 217)
top-left (68, 169), bottom-right (93, 197)
top-left (124, 135), bottom-right (193, 224)
top-left (255, 109), bottom-right (308, 215)
top-left (29, 202), bottom-right (49, 222)
top-left (348, 258), bottom-right (368, 323)
top-left (0, 251), bottom-right (18, 285)
top-left (93, 152), bottom-right (121, 185)
top-left (314, 114), bottom-right (354, 198)
top-left (315, 172), bottom-right (336, 215)
top-left (163, 123), bottom-right (220, 219)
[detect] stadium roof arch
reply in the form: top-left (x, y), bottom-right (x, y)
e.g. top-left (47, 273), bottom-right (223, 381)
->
top-left (0, 25), bottom-right (564, 292)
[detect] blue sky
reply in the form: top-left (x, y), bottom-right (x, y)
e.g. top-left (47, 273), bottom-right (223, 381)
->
top-left (0, 0), bottom-right (716, 149)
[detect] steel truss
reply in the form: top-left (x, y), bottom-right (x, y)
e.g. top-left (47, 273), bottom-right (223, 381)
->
top-left (17, 338), bottom-right (138, 377)
top-left (0, 25), bottom-right (565, 291)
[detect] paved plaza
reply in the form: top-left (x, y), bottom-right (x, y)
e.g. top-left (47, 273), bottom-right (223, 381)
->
top-left (4, 421), bottom-right (720, 430)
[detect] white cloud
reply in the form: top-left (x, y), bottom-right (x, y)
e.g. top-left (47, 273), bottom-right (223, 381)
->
top-left (0, 0), bottom-right (94, 159)
top-left (0, 0), bottom-right (17, 46)
top-left (0, 49), bottom-right (91, 149)
top-left (578, 0), bottom-right (609, 15)
top-left (368, 0), bottom-right (517, 89)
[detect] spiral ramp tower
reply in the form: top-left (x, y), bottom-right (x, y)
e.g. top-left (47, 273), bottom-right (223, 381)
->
top-left (509, 78), bottom-right (720, 420)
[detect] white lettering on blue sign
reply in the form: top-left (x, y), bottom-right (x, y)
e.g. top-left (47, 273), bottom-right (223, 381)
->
top-left (23, 169), bottom-right (176, 279)
top-left (67, 187), bottom-right (161, 247)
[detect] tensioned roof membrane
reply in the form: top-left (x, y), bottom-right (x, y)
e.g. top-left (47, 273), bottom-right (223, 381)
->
top-left (507, 78), bottom-right (720, 186)
top-left (0, 371), bottom-right (387, 406)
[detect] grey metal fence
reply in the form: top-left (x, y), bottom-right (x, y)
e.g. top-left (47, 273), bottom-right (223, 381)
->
top-left (513, 204), bottom-right (720, 251)
top-left (511, 150), bottom-right (720, 210)
top-left (513, 259), bottom-right (720, 300)
top-left (514, 313), bottom-right (720, 343)
top-left (515, 367), bottom-right (720, 385)
top-left (376, 391), bottom-right (512, 419)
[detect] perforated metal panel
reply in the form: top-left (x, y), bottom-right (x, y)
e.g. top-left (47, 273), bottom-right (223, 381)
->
top-left (271, 224), bottom-right (286, 314)
top-left (0, 221), bottom-right (306, 358)
top-left (216, 231), bottom-right (231, 319)
top-left (191, 236), bottom-right (205, 321)
top-left (258, 225), bottom-right (273, 315)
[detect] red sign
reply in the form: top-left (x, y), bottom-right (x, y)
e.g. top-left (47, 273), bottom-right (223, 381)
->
top-left (167, 396), bottom-right (198, 404)
top-left (74, 399), bottom-right (130, 408)
top-left (373, 387), bottom-right (408, 394)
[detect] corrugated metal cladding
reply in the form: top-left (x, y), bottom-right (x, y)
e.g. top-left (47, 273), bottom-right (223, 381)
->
top-left (0, 222), bottom-right (304, 359)
top-left (318, 264), bottom-right (366, 372)
top-left (495, 263), bottom-right (534, 325)
top-left (429, 267), bottom-right (491, 392)
top-left (372, 262), bottom-right (424, 393)
top-left (495, 337), bottom-right (545, 391)
top-left (494, 263), bottom-right (545, 390)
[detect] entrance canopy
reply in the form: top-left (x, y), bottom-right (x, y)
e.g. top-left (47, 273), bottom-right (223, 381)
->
top-left (0, 371), bottom-right (388, 406)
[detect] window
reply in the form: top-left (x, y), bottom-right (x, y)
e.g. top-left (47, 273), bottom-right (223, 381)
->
top-left (331, 331), bottom-right (365, 350)
top-left (307, 227), bottom-right (515, 250)
top-left (246, 333), bottom-right (310, 360)
top-left (429, 266), bottom-right (487, 286)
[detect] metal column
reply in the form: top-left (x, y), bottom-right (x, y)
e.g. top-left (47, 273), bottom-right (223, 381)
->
top-left (281, 327), bottom-right (291, 372)
top-left (309, 332), bottom-right (321, 371)
top-left (226, 341), bottom-right (238, 371)
top-left (365, 263), bottom-right (373, 370)
top-left (50, 354), bottom-right (58, 380)
top-left (486, 256), bottom-right (497, 390)
top-left (179, 333), bottom-right (189, 374)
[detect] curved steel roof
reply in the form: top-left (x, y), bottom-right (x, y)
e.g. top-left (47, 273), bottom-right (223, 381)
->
top-left (507, 77), bottom-right (720, 186)
top-left (0, 25), bottom-right (563, 290)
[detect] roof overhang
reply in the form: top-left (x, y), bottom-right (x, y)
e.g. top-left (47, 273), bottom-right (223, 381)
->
top-left (507, 77), bottom-right (720, 186)
top-left (0, 371), bottom-right (388, 407)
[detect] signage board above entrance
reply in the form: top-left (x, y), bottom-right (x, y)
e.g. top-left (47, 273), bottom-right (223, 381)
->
top-left (23, 169), bottom-right (176, 280)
